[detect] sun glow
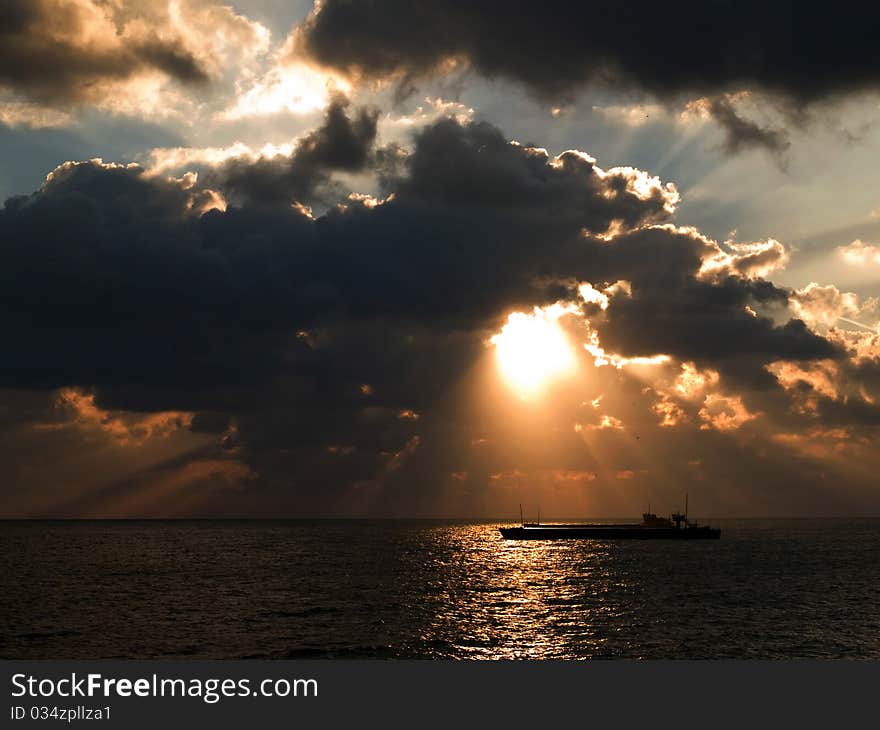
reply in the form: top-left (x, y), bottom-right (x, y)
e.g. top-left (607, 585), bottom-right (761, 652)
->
top-left (490, 305), bottom-right (577, 397)
top-left (220, 64), bottom-right (351, 120)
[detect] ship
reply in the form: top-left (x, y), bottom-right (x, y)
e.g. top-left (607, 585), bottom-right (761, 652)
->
top-left (499, 498), bottom-right (720, 540)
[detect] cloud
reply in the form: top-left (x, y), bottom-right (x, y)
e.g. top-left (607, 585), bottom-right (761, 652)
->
top-left (837, 239), bottom-right (880, 266)
top-left (770, 426), bottom-right (871, 463)
top-left (698, 393), bottom-right (759, 431)
top-left (0, 100), bottom-right (73, 128)
top-left (703, 95), bottom-right (791, 158)
top-left (0, 121), bottom-right (817, 387)
top-left (393, 119), bottom-right (678, 233)
top-left (766, 360), bottom-right (842, 414)
top-left (575, 415), bottom-right (624, 432)
top-left (789, 283), bottom-right (877, 332)
top-left (295, 2), bottom-right (880, 103)
top-left (2, 113), bottom-right (878, 516)
top-left (643, 361), bottom-right (757, 433)
top-left (0, 0), bottom-right (268, 112)
top-left (210, 95), bottom-right (382, 206)
top-left (146, 142), bottom-right (299, 177)
top-left (578, 230), bottom-right (836, 386)
top-left (384, 97), bottom-right (475, 129)
top-left (0, 0), bottom-right (206, 103)
top-left (46, 388), bottom-right (193, 445)
top-left (648, 390), bottom-right (687, 428)
top-left (293, 2), bottom-right (880, 152)
top-left (699, 238), bottom-right (790, 281)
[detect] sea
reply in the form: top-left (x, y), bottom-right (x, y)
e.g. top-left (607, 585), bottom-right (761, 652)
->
top-left (2, 519), bottom-right (879, 659)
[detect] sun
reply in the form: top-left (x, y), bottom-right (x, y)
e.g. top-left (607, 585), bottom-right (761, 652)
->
top-left (490, 305), bottom-right (577, 397)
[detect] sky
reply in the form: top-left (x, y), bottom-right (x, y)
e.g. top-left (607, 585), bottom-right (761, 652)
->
top-left (2, 0), bottom-right (880, 518)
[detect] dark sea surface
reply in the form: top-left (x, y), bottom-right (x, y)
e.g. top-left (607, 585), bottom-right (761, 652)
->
top-left (2, 519), bottom-right (879, 659)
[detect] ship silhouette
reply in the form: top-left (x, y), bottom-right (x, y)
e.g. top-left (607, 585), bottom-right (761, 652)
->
top-left (499, 497), bottom-right (720, 540)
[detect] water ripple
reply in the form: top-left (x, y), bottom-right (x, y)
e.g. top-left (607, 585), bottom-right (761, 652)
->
top-left (1, 519), bottom-right (879, 659)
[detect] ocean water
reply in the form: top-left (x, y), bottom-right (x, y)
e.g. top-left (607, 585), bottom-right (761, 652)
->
top-left (2, 519), bottom-right (879, 659)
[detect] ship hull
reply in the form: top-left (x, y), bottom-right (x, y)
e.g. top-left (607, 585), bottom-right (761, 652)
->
top-left (499, 526), bottom-right (720, 540)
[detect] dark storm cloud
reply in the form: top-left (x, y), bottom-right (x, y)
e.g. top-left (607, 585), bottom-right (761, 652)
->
top-left (0, 0), bottom-right (209, 105)
top-left (0, 116), bottom-right (835, 399)
top-left (0, 113), bottom-right (870, 514)
top-left (591, 255), bottom-right (839, 376)
top-left (295, 1), bottom-right (880, 157)
top-left (296, 1), bottom-right (880, 104)
top-left (0, 160), bottom-right (314, 391)
top-left (215, 97), bottom-right (381, 206)
top-left (395, 119), bottom-right (675, 229)
top-left (0, 116), bottom-right (677, 395)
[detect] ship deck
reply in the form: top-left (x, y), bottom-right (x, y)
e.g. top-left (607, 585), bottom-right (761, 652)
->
top-left (499, 525), bottom-right (721, 540)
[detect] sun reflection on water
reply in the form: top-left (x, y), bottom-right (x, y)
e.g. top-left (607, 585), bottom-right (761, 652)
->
top-left (414, 524), bottom-right (635, 659)
top-left (5, 519), bottom-right (878, 659)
